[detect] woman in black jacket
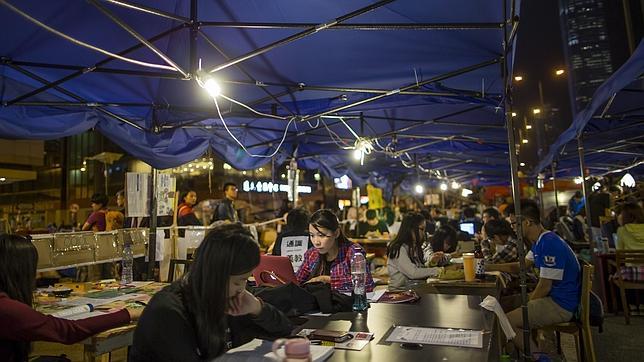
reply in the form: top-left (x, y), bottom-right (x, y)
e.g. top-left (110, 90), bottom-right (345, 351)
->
top-left (130, 224), bottom-right (292, 361)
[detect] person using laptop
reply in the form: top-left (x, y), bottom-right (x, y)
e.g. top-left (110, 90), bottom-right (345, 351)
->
top-left (131, 224), bottom-right (292, 361)
top-left (297, 209), bottom-right (375, 293)
top-left (387, 212), bottom-right (444, 290)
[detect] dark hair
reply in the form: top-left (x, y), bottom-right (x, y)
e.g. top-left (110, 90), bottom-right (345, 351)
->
top-left (0, 234), bottom-right (39, 360)
top-left (179, 189), bottom-right (196, 204)
top-left (419, 208), bottom-right (433, 222)
top-left (309, 209), bottom-right (348, 244)
top-left (574, 191), bottom-right (582, 198)
top-left (366, 209), bottom-right (377, 220)
top-left (620, 202), bottom-right (644, 225)
top-left (520, 199), bottom-right (541, 224)
top-left (90, 193), bottom-right (109, 208)
top-left (483, 207), bottom-right (500, 220)
top-left (116, 190), bottom-right (125, 198)
top-left (484, 219), bottom-right (515, 239)
top-left (463, 208), bottom-right (476, 219)
top-left (182, 224), bottom-right (259, 359)
top-left (223, 183), bottom-right (237, 192)
top-left (286, 208), bottom-right (310, 233)
top-left (504, 203), bottom-right (515, 217)
top-left (387, 212), bottom-right (426, 264)
top-left (430, 225), bottom-right (458, 253)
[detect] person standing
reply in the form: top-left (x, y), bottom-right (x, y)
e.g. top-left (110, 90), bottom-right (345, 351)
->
top-left (216, 183), bottom-right (240, 223)
top-left (177, 189), bottom-right (201, 226)
top-left (82, 193), bottom-right (109, 231)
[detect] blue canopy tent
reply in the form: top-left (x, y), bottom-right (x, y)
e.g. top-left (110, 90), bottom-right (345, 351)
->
top-left (1, 0), bottom-right (519, 185)
top-left (535, 40), bottom-right (644, 179)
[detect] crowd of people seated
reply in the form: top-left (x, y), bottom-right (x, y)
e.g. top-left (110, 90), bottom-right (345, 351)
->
top-left (2, 179), bottom-right (642, 361)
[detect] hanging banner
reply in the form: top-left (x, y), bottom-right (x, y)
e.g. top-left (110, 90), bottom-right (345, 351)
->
top-left (367, 184), bottom-right (383, 209)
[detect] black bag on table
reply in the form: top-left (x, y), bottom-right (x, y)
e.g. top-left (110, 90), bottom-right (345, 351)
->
top-left (251, 282), bottom-right (353, 316)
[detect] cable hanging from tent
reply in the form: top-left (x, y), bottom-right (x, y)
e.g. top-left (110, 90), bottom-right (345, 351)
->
top-left (1, 0), bottom-right (180, 73)
top-left (195, 66), bottom-right (294, 158)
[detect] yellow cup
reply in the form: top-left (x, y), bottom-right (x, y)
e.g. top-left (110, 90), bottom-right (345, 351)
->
top-left (463, 253), bottom-right (475, 282)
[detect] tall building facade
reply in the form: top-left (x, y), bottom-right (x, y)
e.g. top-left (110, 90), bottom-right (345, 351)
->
top-left (559, 0), bottom-right (640, 113)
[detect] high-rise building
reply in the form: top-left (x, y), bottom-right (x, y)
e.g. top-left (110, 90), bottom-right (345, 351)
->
top-left (559, 0), bottom-right (641, 113)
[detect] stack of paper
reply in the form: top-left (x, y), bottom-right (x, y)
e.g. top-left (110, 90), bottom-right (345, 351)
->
top-left (215, 339), bottom-right (333, 362)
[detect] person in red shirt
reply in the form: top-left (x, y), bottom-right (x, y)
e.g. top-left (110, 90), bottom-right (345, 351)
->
top-left (0, 234), bottom-right (141, 362)
top-left (177, 189), bottom-right (201, 226)
top-left (81, 193), bottom-right (109, 231)
top-left (296, 209), bottom-right (375, 293)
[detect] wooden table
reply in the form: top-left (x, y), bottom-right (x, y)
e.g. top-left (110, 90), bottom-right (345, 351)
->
top-left (32, 282), bottom-right (166, 362)
top-left (299, 294), bottom-right (499, 361)
top-left (413, 274), bottom-right (502, 299)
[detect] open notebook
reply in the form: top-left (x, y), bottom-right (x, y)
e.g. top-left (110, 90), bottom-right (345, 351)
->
top-left (215, 339), bottom-right (333, 362)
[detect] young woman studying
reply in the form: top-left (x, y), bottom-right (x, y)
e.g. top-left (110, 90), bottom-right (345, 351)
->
top-left (296, 209), bottom-right (375, 293)
top-left (0, 234), bottom-right (141, 362)
top-left (130, 224), bottom-right (292, 361)
top-left (387, 212), bottom-right (443, 290)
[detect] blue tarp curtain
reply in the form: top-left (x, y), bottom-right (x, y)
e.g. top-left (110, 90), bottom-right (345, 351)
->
top-left (535, 40), bottom-right (644, 178)
top-left (0, 0), bottom-right (520, 185)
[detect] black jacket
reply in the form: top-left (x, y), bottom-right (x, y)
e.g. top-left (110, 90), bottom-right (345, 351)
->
top-left (129, 282), bottom-right (292, 362)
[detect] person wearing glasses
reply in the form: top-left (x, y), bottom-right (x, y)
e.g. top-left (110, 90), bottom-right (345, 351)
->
top-left (296, 209), bottom-right (375, 293)
top-left (0, 234), bottom-right (141, 362)
top-left (487, 200), bottom-right (580, 355)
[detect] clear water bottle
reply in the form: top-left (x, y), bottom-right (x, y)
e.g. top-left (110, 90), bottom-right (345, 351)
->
top-left (121, 242), bottom-right (134, 285)
top-left (351, 252), bottom-right (369, 311)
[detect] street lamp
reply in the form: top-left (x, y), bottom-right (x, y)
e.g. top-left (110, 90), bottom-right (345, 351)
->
top-left (555, 69), bottom-right (565, 76)
top-left (514, 75), bottom-right (523, 82)
top-left (532, 108), bottom-right (541, 115)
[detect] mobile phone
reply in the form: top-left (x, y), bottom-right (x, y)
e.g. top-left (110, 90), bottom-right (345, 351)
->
top-left (310, 330), bottom-right (353, 343)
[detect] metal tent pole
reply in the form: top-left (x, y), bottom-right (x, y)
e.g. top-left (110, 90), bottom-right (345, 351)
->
top-left (577, 136), bottom-right (595, 246)
top-left (502, 0), bottom-right (530, 358)
top-left (199, 21), bottom-right (503, 30)
top-left (147, 169), bottom-right (158, 280)
top-left (207, 0), bottom-right (395, 74)
top-left (551, 162), bottom-right (560, 220)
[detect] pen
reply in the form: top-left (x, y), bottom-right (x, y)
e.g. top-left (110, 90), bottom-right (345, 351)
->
top-left (134, 301), bottom-right (147, 307)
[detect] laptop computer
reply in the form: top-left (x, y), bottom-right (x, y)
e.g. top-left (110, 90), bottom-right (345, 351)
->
top-left (459, 222), bottom-right (475, 235)
top-left (252, 255), bottom-right (299, 286)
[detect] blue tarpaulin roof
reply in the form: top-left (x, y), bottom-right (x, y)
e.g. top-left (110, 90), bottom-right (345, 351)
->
top-left (535, 40), bottom-right (644, 179)
top-left (0, 0), bottom-right (520, 185)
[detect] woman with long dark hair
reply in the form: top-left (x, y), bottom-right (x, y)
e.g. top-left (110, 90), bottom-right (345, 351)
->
top-left (387, 212), bottom-right (443, 290)
top-left (0, 234), bottom-right (140, 361)
top-left (130, 224), bottom-right (292, 361)
top-left (296, 209), bottom-right (375, 293)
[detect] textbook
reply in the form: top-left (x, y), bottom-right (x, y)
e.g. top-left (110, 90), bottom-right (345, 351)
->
top-left (375, 290), bottom-right (420, 304)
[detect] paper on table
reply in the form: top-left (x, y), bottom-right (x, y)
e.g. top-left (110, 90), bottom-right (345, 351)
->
top-left (368, 289), bottom-right (386, 302)
top-left (386, 326), bottom-right (483, 348)
top-left (480, 295), bottom-right (515, 340)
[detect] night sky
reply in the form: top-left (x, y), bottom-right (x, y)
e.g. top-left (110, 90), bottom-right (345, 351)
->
top-left (513, 0), bottom-right (572, 169)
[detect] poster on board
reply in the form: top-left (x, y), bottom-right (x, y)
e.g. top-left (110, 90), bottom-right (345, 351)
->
top-left (126, 172), bottom-right (176, 217)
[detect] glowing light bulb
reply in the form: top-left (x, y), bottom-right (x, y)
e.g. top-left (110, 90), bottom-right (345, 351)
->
top-left (414, 184), bottom-right (424, 194)
top-left (352, 148), bottom-right (363, 161)
top-left (620, 173), bottom-right (635, 188)
top-left (440, 183), bottom-right (448, 191)
top-left (574, 177), bottom-right (583, 184)
top-left (451, 181), bottom-right (460, 189)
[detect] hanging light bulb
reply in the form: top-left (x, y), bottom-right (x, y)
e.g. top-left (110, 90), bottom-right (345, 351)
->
top-left (574, 177), bottom-right (583, 184)
top-left (351, 137), bottom-right (374, 166)
top-left (196, 70), bottom-right (222, 98)
top-left (620, 173), bottom-right (635, 188)
top-left (440, 182), bottom-right (448, 191)
top-left (451, 181), bottom-right (460, 189)
top-left (414, 184), bottom-right (424, 194)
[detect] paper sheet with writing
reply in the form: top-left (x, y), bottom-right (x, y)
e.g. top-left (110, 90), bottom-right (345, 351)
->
top-left (386, 326), bottom-right (483, 348)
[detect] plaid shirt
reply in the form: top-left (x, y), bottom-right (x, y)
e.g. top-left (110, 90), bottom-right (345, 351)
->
top-left (487, 237), bottom-right (519, 264)
top-left (620, 266), bottom-right (644, 281)
top-left (296, 240), bottom-right (375, 293)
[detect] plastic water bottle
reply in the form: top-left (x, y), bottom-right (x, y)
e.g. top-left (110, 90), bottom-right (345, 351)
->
top-left (121, 242), bottom-right (134, 285)
top-left (351, 252), bottom-right (369, 311)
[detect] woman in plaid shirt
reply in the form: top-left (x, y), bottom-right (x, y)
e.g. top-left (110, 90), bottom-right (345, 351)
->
top-left (296, 209), bottom-right (375, 293)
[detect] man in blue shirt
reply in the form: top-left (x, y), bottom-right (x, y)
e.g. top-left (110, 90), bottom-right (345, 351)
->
top-left (488, 199), bottom-right (580, 355)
